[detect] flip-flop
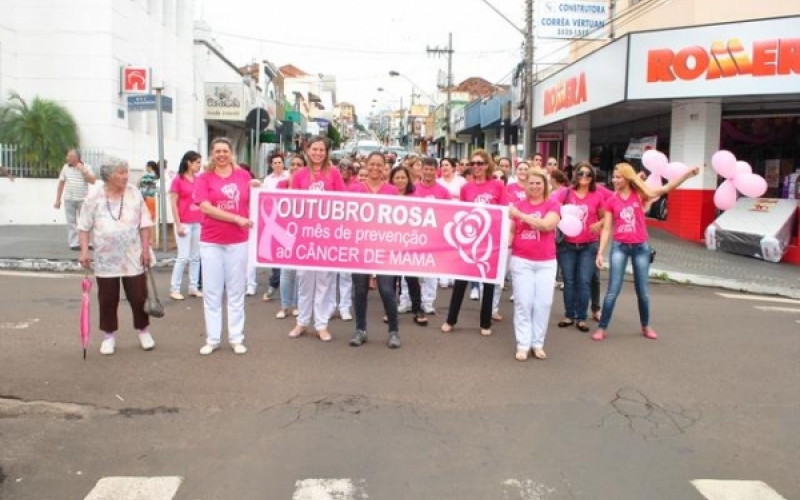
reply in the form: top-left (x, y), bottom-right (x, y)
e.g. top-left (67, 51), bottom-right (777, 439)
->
top-left (413, 313), bottom-right (428, 326)
top-left (317, 329), bottom-right (333, 342)
top-left (558, 320), bottom-right (575, 328)
top-left (576, 321), bottom-right (590, 332)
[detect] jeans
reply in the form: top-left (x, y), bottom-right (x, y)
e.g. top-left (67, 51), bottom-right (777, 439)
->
top-left (447, 280), bottom-right (495, 330)
top-left (269, 268), bottom-right (280, 289)
top-left (170, 222), bottom-right (201, 293)
top-left (280, 268), bottom-right (298, 309)
top-left (599, 241), bottom-right (651, 330)
top-left (199, 241), bottom-right (248, 345)
top-left (64, 199), bottom-right (83, 247)
top-left (557, 241), bottom-right (599, 321)
top-left (510, 257), bottom-right (557, 349)
top-left (353, 274), bottom-right (398, 333)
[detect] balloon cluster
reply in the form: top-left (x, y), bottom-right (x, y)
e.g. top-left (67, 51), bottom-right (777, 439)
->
top-left (558, 205), bottom-right (583, 237)
top-left (642, 149), bottom-right (689, 186)
top-left (710, 150), bottom-right (767, 211)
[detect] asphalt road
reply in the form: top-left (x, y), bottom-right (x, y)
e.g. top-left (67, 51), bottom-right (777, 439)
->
top-left (0, 269), bottom-right (798, 500)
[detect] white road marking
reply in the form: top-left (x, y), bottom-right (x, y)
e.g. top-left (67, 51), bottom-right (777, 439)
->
top-left (692, 479), bottom-right (787, 500)
top-left (0, 270), bottom-right (77, 279)
top-left (0, 319), bottom-right (39, 329)
top-left (292, 479), bottom-right (367, 500)
top-left (502, 479), bottom-right (555, 499)
top-left (716, 293), bottom-right (800, 305)
top-left (753, 306), bottom-right (800, 314)
top-left (83, 476), bottom-right (183, 500)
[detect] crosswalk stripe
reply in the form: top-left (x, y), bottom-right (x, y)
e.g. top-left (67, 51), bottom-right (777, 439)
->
top-left (292, 479), bottom-right (367, 500)
top-left (84, 477), bottom-right (183, 500)
top-left (716, 293), bottom-right (800, 305)
top-left (502, 479), bottom-right (555, 499)
top-left (691, 479), bottom-right (787, 500)
top-left (753, 306), bottom-right (800, 314)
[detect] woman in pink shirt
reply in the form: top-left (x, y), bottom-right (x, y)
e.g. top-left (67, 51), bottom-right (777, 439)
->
top-left (287, 136), bottom-right (346, 342)
top-left (169, 150), bottom-right (203, 300)
top-left (506, 161), bottom-right (529, 204)
top-left (441, 149), bottom-right (507, 337)
top-left (554, 162), bottom-right (606, 333)
top-left (593, 162), bottom-right (698, 341)
top-left (508, 168), bottom-right (561, 361)
top-left (194, 137), bottom-right (260, 356)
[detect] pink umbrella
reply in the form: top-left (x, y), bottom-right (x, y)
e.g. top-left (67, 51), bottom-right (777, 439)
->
top-left (81, 272), bottom-right (92, 360)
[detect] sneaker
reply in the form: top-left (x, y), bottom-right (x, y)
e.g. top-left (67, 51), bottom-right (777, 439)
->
top-left (469, 288), bottom-right (479, 300)
top-left (100, 337), bottom-right (115, 355)
top-left (349, 329), bottom-right (368, 347)
top-left (387, 332), bottom-right (400, 349)
top-left (422, 304), bottom-right (436, 315)
top-left (188, 289), bottom-right (203, 298)
top-left (397, 303), bottom-right (412, 314)
top-left (291, 308), bottom-right (300, 317)
top-left (246, 285), bottom-right (257, 296)
top-left (231, 343), bottom-right (248, 355)
top-left (340, 310), bottom-right (353, 322)
top-left (276, 309), bottom-right (287, 319)
top-left (170, 292), bottom-right (185, 301)
top-left (199, 343), bottom-right (219, 355)
top-left (138, 332), bottom-right (155, 351)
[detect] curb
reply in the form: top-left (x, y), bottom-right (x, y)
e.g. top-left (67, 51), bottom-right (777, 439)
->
top-left (0, 258), bottom-right (176, 273)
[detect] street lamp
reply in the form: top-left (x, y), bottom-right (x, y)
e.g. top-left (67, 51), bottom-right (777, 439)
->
top-left (388, 70), bottom-right (438, 105)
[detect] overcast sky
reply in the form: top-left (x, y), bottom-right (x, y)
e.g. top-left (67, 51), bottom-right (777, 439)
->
top-left (197, 0), bottom-right (567, 119)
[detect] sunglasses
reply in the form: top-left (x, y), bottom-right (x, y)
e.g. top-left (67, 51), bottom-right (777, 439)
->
top-left (577, 171), bottom-right (593, 178)
top-left (469, 161), bottom-right (486, 166)
top-left (547, 162), bottom-right (558, 166)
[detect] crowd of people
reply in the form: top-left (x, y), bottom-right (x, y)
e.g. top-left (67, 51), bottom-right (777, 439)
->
top-left (75, 136), bottom-right (699, 361)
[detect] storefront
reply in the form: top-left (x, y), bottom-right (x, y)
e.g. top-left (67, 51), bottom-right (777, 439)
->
top-left (532, 16), bottom-right (800, 262)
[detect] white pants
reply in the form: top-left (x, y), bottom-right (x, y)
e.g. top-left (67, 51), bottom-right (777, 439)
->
top-left (200, 241), bottom-right (248, 345)
top-left (422, 276), bottom-right (437, 307)
top-left (170, 222), bottom-right (201, 293)
top-left (246, 264), bottom-right (257, 290)
top-left (64, 199), bottom-right (83, 247)
top-left (492, 282), bottom-right (502, 314)
top-left (337, 272), bottom-right (352, 313)
top-left (398, 278), bottom-right (410, 308)
top-left (511, 256), bottom-right (557, 350)
top-left (297, 270), bottom-right (336, 330)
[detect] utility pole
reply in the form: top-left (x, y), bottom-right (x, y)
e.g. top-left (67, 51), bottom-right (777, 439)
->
top-left (427, 33), bottom-right (454, 157)
top-left (524, 0), bottom-right (535, 159)
top-left (153, 85), bottom-right (168, 253)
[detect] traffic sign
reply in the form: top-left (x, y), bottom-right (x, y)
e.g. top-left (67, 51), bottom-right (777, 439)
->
top-left (127, 94), bottom-right (173, 114)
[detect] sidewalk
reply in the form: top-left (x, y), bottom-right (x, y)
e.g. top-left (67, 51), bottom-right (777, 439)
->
top-left (1, 225), bottom-right (798, 298)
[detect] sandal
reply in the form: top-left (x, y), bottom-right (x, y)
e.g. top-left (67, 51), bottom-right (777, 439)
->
top-left (557, 319), bottom-right (575, 328)
top-left (591, 311), bottom-right (601, 321)
top-left (440, 323), bottom-right (453, 333)
top-left (480, 328), bottom-right (492, 336)
top-left (492, 313), bottom-right (503, 322)
top-left (413, 313), bottom-right (428, 326)
top-left (382, 315), bottom-right (388, 324)
top-left (317, 329), bottom-right (333, 342)
top-left (533, 348), bottom-right (547, 360)
top-left (288, 325), bottom-right (306, 338)
top-left (576, 321), bottom-right (590, 332)
top-left (515, 349), bottom-right (529, 362)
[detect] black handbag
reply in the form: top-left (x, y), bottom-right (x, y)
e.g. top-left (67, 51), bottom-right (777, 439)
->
top-left (143, 266), bottom-right (165, 318)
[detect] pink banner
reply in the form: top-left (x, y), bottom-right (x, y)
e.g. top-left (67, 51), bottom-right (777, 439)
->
top-left (249, 190), bottom-right (510, 283)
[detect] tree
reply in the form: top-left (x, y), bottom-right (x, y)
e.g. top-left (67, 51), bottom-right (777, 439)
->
top-left (326, 123), bottom-right (342, 149)
top-left (0, 91), bottom-right (80, 174)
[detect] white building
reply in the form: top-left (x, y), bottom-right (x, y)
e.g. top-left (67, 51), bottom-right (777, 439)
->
top-left (0, 0), bottom-right (265, 224)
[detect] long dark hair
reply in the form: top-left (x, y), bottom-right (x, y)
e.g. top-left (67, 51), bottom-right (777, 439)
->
top-left (572, 161), bottom-right (597, 192)
top-left (146, 160), bottom-right (160, 179)
top-left (178, 151), bottom-right (201, 177)
top-left (390, 165), bottom-right (414, 195)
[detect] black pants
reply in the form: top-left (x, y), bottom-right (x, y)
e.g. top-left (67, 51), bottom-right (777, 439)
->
top-left (446, 280), bottom-right (494, 330)
top-left (396, 276), bottom-right (422, 314)
top-left (269, 268), bottom-right (280, 289)
top-left (353, 274), bottom-right (398, 333)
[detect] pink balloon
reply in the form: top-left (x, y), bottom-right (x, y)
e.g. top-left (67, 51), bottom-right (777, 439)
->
top-left (663, 162), bottom-right (689, 182)
top-left (645, 174), bottom-right (662, 189)
top-left (714, 179), bottom-right (738, 211)
top-left (734, 173), bottom-right (768, 198)
top-left (735, 161), bottom-right (752, 176)
top-left (561, 204), bottom-right (582, 218)
top-left (711, 150), bottom-right (738, 179)
top-left (558, 215), bottom-right (582, 237)
top-left (642, 150), bottom-right (668, 176)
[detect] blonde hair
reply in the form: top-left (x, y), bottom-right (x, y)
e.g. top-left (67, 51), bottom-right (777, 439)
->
top-left (614, 162), bottom-right (655, 200)
top-left (527, 167), bottom-right (550, 200)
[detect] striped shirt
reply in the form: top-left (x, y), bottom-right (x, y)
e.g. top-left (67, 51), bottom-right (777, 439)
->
top-left (58, 163), bottom-right (94, 200)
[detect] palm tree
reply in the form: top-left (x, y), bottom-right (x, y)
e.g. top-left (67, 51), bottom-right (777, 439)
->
top-left (0, 91), bottom-right (79, 175)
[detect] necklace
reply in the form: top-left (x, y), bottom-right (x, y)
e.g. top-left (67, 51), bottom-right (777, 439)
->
top-left (106, 190), bottom-right (125, 221)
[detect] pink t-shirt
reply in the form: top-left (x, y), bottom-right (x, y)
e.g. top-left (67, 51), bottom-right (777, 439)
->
top-left (413, 182), bottom-right (450, 200)
top-left (460, 179), bottom-right (507, 205)
top-left (291, 166), bottom-right (346, 192)
top-left (556, 189), bottom-right (606, 244)
top-left (605, 192), bottom-right (649, 244)
top-left (169, 175), bottom-right (202, 224)
top-left (437, 175), bottom-right (466, 199)
top-left (349, 181), bottom-right (400, 195)
top-left (596, 184), bottom-right (614, 200)
top-left (193, 168), bottom-right (252, 245)
top-left (511, 198), bottom-right (561, 261)
top-left (506, 182), bottom-right (526, 203)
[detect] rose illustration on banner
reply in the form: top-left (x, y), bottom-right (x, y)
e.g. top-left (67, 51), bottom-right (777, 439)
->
top-left (258, 196), bottom-right (296, 261)
top-left (443, 208), bottom-right (494, 278)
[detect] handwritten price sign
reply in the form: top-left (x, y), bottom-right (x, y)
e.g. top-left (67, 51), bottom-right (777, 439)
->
top-left (249, 190), bottom-right (510, 283)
